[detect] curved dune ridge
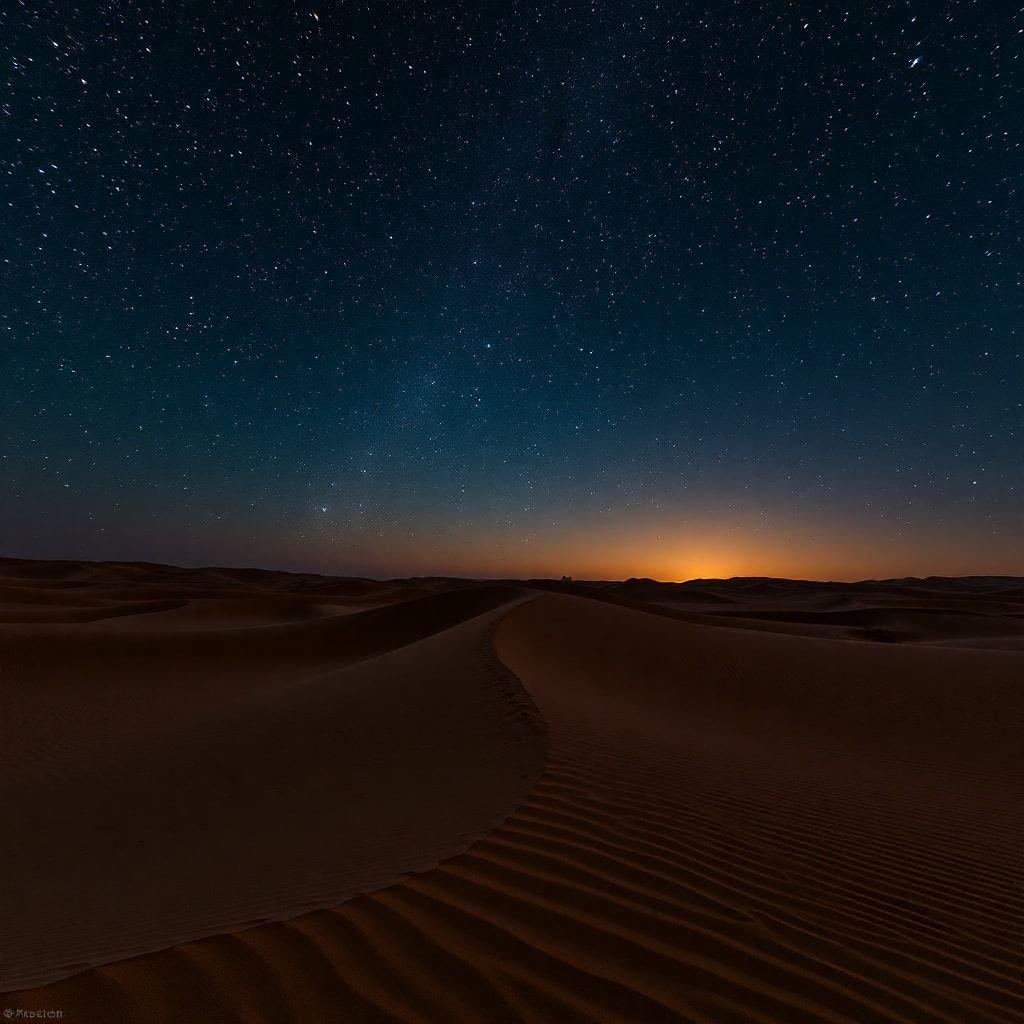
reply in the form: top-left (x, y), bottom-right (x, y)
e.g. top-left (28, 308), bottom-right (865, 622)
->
top-left (3, 566), bottom-right (1024, 1022)
top-left (0, 561), bottom-right (546, 991)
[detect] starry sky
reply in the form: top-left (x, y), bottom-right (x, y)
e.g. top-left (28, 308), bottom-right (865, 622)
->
top-left (2, 1), bottom-right (1021, 581)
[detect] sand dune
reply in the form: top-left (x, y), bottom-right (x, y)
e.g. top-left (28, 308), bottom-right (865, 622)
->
top-left (594, 576), bottom-right (1024, 648)
top-left (0, 563), bottom-right (544, 992)
top-left (2, 563), bottom-right (1022, 1022)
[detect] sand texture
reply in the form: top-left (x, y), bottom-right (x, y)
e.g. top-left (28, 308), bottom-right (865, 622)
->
top-left (2, 562), bottom-right (1022, 1022)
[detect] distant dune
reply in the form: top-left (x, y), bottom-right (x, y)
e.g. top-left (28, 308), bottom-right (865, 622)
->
top-left (592, 574), bottom-right (1024, 648)
top-left (2, 559), bottom-right (1022, 1022)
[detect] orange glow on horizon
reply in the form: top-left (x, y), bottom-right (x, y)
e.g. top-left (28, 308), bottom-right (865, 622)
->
top-left (270, 512), bottom-right (1024, 583)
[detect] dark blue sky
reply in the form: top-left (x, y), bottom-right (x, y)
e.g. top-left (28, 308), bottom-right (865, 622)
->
top-left (2, 1), bottom-right (1021, 579)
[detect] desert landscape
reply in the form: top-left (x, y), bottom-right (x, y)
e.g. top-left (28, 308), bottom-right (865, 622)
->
top-left (2, 557), bottom-right (1021, 1023)
top-left (6, 1), bottom-right (1021, 1021)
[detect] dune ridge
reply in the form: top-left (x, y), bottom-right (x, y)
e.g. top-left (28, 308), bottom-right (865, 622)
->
top-left (3, 564), bottom-right (1022, 1022)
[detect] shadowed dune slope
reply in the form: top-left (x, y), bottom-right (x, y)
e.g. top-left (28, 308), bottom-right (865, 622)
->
top-left (0, 557), bottom-right (442, 625)
top-left (0, 583), bottom-right (545, 991)
top-left (9, 589), bottom-right (1022, 1023)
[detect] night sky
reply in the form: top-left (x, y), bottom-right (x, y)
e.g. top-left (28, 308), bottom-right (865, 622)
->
top-left (3, 2), bottom-right (1021, 580)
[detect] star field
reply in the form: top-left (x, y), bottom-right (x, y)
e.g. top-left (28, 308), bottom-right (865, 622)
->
top-left (2, 1), bottom-right (1021, 579)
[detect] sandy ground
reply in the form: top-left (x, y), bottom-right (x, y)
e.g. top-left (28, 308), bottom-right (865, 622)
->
top-left (2, 560), bottom-right (1021, 1022)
